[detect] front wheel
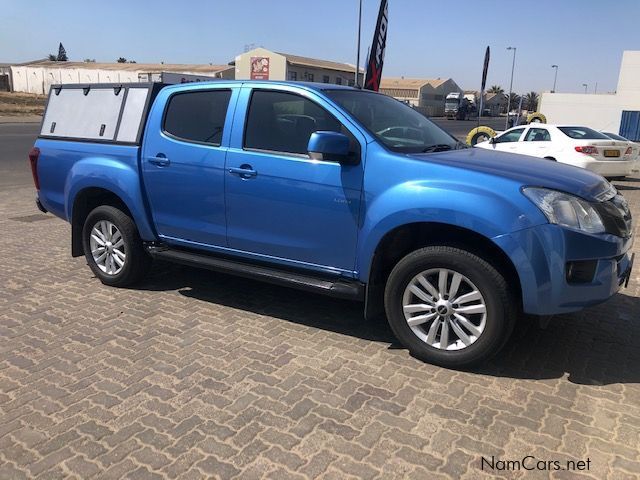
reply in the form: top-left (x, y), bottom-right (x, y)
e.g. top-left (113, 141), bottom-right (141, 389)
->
top-left (384, 246), bottom-right (515, 368)
top-left (82, 205), bottom-right (151, 287)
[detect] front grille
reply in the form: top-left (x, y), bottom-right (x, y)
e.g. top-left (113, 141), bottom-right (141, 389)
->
top-left (594, 194), bottom-right (633, 238)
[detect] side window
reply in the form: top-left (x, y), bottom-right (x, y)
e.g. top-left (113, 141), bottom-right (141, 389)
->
top-left (244, 90), bottom-right (357, 156)
top-left (163, 90), bottom-right (231, 145)
top-left (524, 128), bottom-right (551, 142)
top-left (497, 128), bottom-right (525, 143)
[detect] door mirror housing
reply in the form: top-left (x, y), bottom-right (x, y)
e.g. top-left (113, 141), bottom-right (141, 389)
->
top-left (307, 131), bottom-right (355, 164)
top-left (490, 136), bottom-right (498, 144)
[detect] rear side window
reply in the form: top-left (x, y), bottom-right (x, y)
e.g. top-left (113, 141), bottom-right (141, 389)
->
top-left (558, 126), bottom-right (610, 140)
top-left (163, 90), bottom-right (231, 145)
top-left (524, 128), bottom-right (551, 142)
top-left (244, 90), bottom-right (343, 155)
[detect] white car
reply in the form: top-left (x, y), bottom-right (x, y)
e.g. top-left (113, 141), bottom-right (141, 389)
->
top-left (475, 124), bottom-right (634, 178)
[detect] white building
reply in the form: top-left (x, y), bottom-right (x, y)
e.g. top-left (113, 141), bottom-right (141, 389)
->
top-left (8, 61), bottom-right (234, 94)
top-left (539, 51), bottom-right (640, 140)
top-left (233, 48), bottom-right (363, 86)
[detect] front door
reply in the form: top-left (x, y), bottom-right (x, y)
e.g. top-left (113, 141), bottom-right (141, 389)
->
top-left (142, 87), bottom-right (236, 247)
top-left (224, 87), bottom-right (364, 274)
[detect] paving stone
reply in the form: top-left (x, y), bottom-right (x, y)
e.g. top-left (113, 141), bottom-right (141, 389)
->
top-left (1, 179), bottom-right (639, 479)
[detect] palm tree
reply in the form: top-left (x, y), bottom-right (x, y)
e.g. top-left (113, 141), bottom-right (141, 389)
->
top-left (524, 91), bottom-right (539, 111)
top-left (508, 92), bottom-right (521, 111)
top-left (488, 85), bottom-right (504, 95)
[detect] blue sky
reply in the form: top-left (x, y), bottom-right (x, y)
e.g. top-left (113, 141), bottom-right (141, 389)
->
top-left (2, 0), bottom-right (639, 94)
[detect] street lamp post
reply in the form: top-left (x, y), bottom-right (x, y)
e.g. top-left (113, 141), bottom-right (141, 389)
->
top-left (551, 65), bottom-right (558, 92)
top-left (505, 46), bottom-right (517, 130)
top-left (582, 83), bottom-right (588, 93)
top-left (355, 0), bottom-right (363, 87)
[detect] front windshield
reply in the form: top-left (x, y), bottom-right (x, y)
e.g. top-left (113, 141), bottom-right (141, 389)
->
top-left (326, 89), bottom-right (460, 153)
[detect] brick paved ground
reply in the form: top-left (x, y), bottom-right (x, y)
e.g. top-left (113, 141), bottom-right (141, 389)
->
top-left (1, 178), bottom-right (639, 480)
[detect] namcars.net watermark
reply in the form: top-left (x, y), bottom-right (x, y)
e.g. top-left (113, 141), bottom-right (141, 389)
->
top-left (480, 455), bottom-right (591, 472)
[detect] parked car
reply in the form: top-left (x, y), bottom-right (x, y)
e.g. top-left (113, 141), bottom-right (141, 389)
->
top-left (602, 131), bottom-right (640, 173)
top-left (475, 124), bottom-right (635, 178)
top-left (30, 82), bottom-right (634, 368)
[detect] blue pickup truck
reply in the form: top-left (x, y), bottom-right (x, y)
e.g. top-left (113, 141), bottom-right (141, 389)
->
top-left (31, 81), bottom-right (634, 368)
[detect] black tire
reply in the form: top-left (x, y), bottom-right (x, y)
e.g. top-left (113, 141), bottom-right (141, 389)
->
top-left (82, 205), bottom-right (151, 287)
top-left (384, 246), bottom-right (516, 368)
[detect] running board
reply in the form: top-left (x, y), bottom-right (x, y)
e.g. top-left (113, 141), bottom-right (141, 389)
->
top-left (146, 245), bottom-right (365, 301)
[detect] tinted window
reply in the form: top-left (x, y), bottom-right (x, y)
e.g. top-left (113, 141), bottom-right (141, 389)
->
top-left (244, 90), bottom-right (344, 155)
top-left (496, 128), bottom-right (525, 143)
top-left (164, 90), bottom-right (231, 145)
top-left (558, 126), bottom-right (610, 140)
top-left (524, 128), bottom-right (551, 142)
top-left (603, 132), bottom-right (628, 141)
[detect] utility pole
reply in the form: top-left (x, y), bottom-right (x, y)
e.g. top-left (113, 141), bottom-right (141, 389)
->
top-left (505, 47), bottom-right (517, 130)
top-left (355, 0), bottom-right (363, 87)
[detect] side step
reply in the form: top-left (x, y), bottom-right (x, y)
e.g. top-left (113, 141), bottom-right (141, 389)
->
top-left (146, 245), bottom-right (365, 301)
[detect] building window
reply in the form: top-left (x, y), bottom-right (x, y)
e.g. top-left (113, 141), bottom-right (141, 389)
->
top-left (348, 79), bottom-right (355, 87)
top-left (323, 75), bottom-right (330, 84)
top-left (289, 71), bottom-right (297, 81)
top-left (336, 77), bottom-right (342, 85)
top-left (305, 73), bottom-right (314, 82)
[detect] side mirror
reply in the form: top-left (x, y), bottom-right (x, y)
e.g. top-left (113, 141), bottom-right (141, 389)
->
top-left (307, 131), bottom-right (355, 164)
top-left (490, 136), bottom-right (498, 144)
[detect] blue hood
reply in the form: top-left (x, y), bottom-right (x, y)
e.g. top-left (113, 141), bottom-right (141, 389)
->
top-left (410, 148), bottom-right (611, 202)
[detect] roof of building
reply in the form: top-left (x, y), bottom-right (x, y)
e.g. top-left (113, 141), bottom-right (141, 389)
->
top-left (13, 60), bottom-right (233, 73)
top-left (380, 77), bottom-right (451, 89)
top-left (485, 92), bottom-right (507, 102)
top-left (275, 52), bottom-right (362, 73)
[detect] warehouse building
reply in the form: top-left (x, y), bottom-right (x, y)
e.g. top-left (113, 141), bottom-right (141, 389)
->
top-left (379, 77), bottom-right (463, 116)
top-left (539, 50), bottom-right (640, 140)
top-left (8, 61), bottom-right (234, 94)
top-left (232, 48), bottom-right (363, 86)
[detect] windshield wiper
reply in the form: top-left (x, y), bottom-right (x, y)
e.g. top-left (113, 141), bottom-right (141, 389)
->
top-left (421, 144), bottom-right (454, 153)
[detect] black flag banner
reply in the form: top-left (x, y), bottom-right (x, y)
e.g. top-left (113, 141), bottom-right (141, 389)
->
top-left (481, 46), bottom-right (490, 93)
top-left (364, 0), bottom-right (388, 91)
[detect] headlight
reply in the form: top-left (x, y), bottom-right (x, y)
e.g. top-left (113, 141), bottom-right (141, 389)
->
top-left (523, 187), bottom-right (605, 234)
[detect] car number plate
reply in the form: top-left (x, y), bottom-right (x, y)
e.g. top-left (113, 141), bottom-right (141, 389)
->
top-left (604, 149), bottom-right (620, 158)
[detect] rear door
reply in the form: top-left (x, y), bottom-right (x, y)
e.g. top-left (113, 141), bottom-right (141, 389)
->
top-left (519, 126), bottom-right (553, 158)
top-left (142, 85), bottom-right (238, 247)
top-left (224, 86), bottom-right (365, 274)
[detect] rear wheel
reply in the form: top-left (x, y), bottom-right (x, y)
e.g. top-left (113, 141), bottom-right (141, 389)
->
top-left (82, 205), bottom-right (151, 287)
top-left (384, 246), bottom-right (515, 368)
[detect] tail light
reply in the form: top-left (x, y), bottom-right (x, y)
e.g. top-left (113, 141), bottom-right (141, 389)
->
top-left (28, 147), bottom-right (41, 190)
top-left (575, 146), bottom-right (599, 155)
top-left (624, 146), bottom-right (633, 156)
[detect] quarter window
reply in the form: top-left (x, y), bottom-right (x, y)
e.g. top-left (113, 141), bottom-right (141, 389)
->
top-left (244, 90), bottom-right (353, 156)
top-left (163, 90), bottom-right (231, 145)
top-left (524, 128), bottom-right (551, 142)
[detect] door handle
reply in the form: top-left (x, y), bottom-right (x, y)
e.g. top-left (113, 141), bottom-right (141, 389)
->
top-left (229, 165), bottom-right (257, 178)
top-left (148, 154), bottom-right (170, 166)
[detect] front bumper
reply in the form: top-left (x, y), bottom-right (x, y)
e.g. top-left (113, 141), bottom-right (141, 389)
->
top-left (494, 224), bottom-right (634, 315)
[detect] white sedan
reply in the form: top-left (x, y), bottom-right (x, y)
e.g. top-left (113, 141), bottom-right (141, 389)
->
top-left (475, 124), bottom-right (634, 178)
